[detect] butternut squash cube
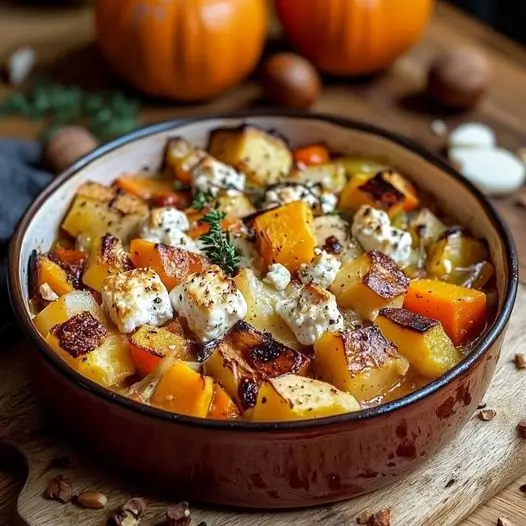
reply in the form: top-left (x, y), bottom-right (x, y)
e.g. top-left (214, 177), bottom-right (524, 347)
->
top-left (46, 312), bottom-right (135, 387)
top-left (29, 252), bottom-right (74, 301)
top-left (253, 201), bottom-right (317, 273)
top-left (130, 238), bottom-right (208, 290)
top-left (330, 250), bottom-right (409, 320)
top-left (82, 234), bottom-right (134, 292)
top-left (208, 126), bottom-right (293, 186)
top-left (33, 290), bottom-right (107, 337)
top-left (234, 268), bottom-right (302, 351)
top-left (249, 375), bottom-right (360, 421)
top-left (151, 360), bottom-right (214, 417)
top-left (203, 320), bottom-right (310, 411)
top-left (314, 326), bottom-right (409, 401)
top-left (403, 279), bottom-right (487, 346)
top-left (338, 170), bottom-right (417, 216)
top-left (128, 322), bottom-right (194, 376)
top-left (376, 307), bottom-right (461, 378)
top-left (208, 384), bottom-right (240, 420)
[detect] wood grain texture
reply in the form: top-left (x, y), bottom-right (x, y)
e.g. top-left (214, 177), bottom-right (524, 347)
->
top-left (2, 1), bottom-right (526, 524)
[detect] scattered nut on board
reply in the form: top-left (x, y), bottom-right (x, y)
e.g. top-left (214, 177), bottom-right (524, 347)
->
top-left (75, 490), bottom-right (108, 509)
top-left (497, 517), bottom-right (514, 526)
top-left (166, 501), bottom-right (192, 526)
top-left (43, 474), bottom-right (72, 503)
top-left (356, 509), bottom-right (391, 525)
top-left (426, 48), bottom-right (491, 109)
top-left (517, 420), bottom-right (526, 438)
top-left (260, 52), bottom-right (321, 109)
top-left (519, 483), bottom-right (526, 493)
top-left (514, 353), bottom-right (526, 370)
top-left (478, 408), bottom-right (497, 421)
top-left (110, 497), bottom-right (147, 526)
top-left (42, 125), bottom-right (99, 175)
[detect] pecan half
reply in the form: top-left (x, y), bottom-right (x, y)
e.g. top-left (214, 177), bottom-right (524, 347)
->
top-left (43, 475), bottom-right (72, 503)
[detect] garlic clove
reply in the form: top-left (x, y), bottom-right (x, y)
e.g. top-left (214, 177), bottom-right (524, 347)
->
top-left (7, 46), bottom-right (37, 85)
top-left (448, 123), bottom-right (496, 149)
top-left (449, 147), bottom-right (525, 196)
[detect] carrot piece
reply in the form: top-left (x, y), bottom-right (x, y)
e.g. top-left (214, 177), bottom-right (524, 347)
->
top-left (208, 384), bottom-right (240, 420)
top-left (187, 217), bottom-right (243, 239)
top-left (49, 246), bottom-right (87, 288)
top-left (384, 172), bottom-right (419, 212)
top-left (151, 191), bottom-right (192, 209)
top-left (253, 201), bottom-right (317, 273)
top-left (114, 175), bottom-right (176, 200)
top-left (129, 239), bottom-right (207, 290)
top-left (151, 360), bottom-right (214, 417)
top-left (293, 144), bottom-right (330, 167)
top-left (403, 279), bottom-right (487, 346)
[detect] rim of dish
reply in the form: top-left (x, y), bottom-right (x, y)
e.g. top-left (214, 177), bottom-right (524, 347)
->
top-left (8, 109), bottom-right (519, 431)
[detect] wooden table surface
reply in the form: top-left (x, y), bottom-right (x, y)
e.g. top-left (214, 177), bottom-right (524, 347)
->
top-left (1, 2), bottom-right (526, 524)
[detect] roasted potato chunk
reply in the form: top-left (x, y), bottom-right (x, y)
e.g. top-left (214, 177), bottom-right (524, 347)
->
top-left (61, 195), bottom-right (146, 243)
top-left (376, 308), bottom-right (461, 378)
top-left (249, 374), bottom-right (360, 421)
top-left (234, 268), bottom-right (302, 351)
top-left (46, 312), bottom-right (135, 387)
top-left (164, 137), bottom-right (208, 185)
top-left (33, 290), bottom-right (108, 337)
top-left (291, 163), bottom-right (347, 193)
top-left (330, 250), bottom-right (409, 320)
top-left (82, 234), bottom-right (134, 292)
top-left (339, 170), bottom-right (417, 216)
top-left (203, 320), bottom-right (310, 411)
top-left (426, 230), bottom-right (489, 279)
top-left (314, 326), bottom-right (409, 401)
top-left (217, 194), bottom-right (256, 219)
top-left (208, 126), bottom-right (293, 186)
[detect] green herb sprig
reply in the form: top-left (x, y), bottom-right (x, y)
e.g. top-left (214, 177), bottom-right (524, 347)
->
top-left (0, 78), bottom-right (140, 140)
top-left (199, 207), bottom-right (240, 276)
top-left (191, 189), bottom-right (215, 210)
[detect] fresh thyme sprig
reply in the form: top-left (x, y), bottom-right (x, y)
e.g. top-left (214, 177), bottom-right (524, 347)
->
top-left (199, 207), bottom-right (240, 276)
top-left (191, 189), bottom-right (215, 210)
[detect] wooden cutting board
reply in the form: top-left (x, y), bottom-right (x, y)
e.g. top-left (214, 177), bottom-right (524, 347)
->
top-left (1, 288), bottom-right (525, 526)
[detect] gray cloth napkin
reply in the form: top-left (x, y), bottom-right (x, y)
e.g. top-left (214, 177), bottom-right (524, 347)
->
top-left (0, 140), bottom-right (52, 337)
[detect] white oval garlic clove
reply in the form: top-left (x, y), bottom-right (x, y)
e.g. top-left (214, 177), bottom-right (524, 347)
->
top-left (449, 146), bottom-right (525, 196)
top-left (7, 46), bottom-right (37, 85)
top-left (448, 123), bottom-right (496, 149)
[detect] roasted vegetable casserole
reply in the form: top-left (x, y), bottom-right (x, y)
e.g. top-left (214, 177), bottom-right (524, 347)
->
top-left (28, 126), bottom-right (495, 421)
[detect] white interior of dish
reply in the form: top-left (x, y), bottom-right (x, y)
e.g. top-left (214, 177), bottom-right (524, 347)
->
top-left (17, 116), bottom-right (507, 318)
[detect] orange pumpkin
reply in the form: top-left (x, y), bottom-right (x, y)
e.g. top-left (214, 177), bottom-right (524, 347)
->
top-left (274, 0), bottom-right (434, 76)
top-left (94, 0), bottom-right (268, 101)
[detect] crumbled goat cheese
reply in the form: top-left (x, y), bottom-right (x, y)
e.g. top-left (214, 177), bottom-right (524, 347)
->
top-left (264, 263), bottom-right (291, 291)
top-left (39, 282), bottom-right (59, 302)
top-left (276, 283), bottom-right (344, 345)
top-left (139, 206), bottom-right (200, 252)
top-left (192, 157), bottom-right (245, 197)
top-left (351, 205), bottom-right (412, 265)
top-left (170, 265), bottom-right (247, 343)
top-left (262, 182), bottom-right (337, 215)
top-left (102, 268), bottom-right (173, 334)
top-left (298, 250), bottom-right (341, 289)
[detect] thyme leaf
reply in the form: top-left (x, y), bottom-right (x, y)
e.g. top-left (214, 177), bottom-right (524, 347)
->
top-left (191, 189), bottom-right (215, 210)
top-left (199, 207), bottom-right (240, 276)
